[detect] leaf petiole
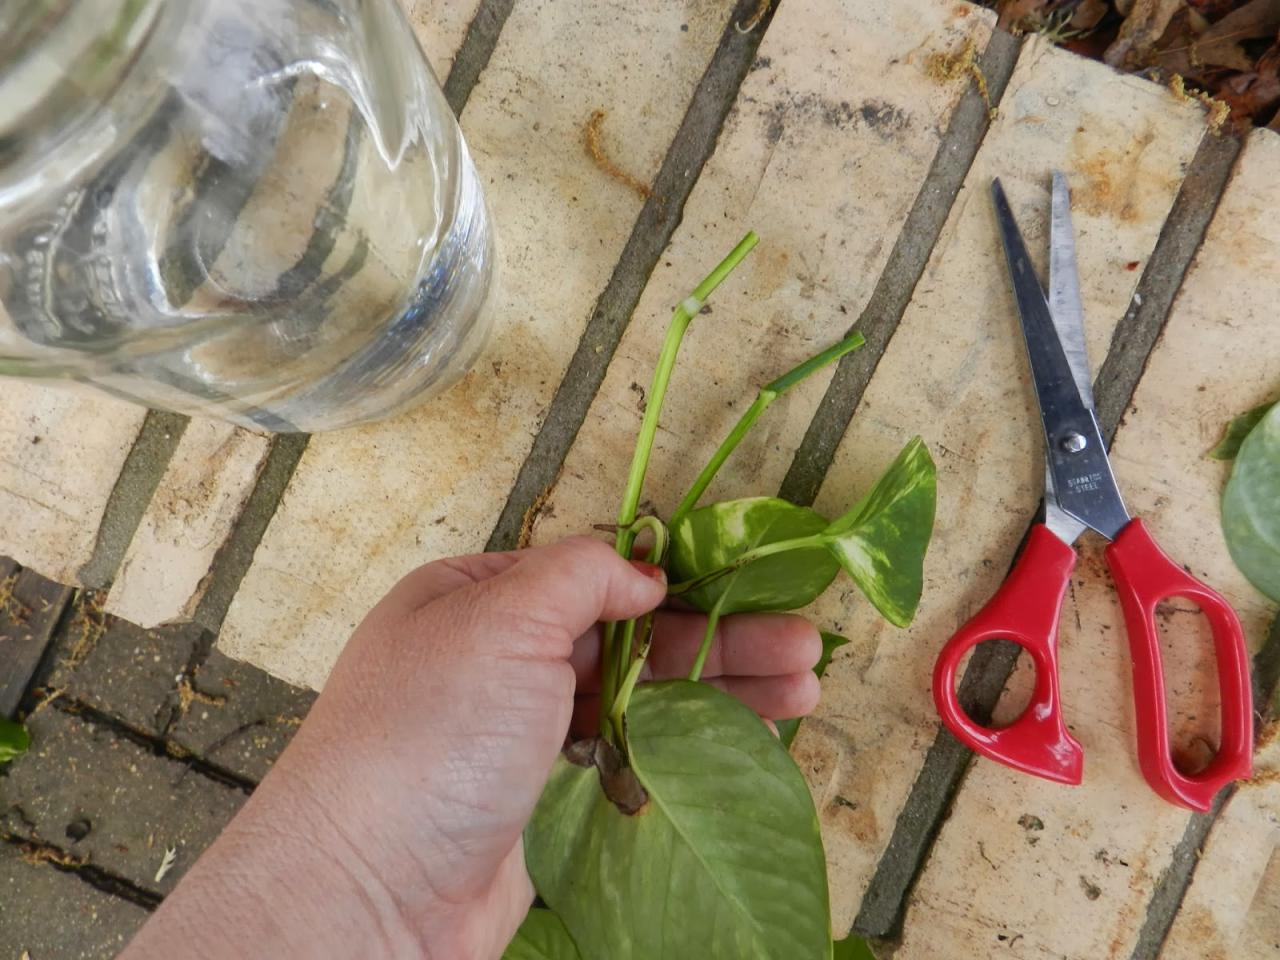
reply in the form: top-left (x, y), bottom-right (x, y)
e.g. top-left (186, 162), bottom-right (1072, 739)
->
top-left (671, 332), bottom-right (864, 526)
top-left (615, 516), bottom-right (668, 689)
top-left (687, 594), bottom-right (727, 682)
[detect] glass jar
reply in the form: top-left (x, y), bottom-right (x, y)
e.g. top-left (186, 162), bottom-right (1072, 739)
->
top-left (0, 0), bottom-right (494, 432)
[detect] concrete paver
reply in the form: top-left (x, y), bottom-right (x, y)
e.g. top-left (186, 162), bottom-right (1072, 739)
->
top-left (169, 649), bottom-right (315, 784)
top-left (44, 599), bottom-right (203, 739)
top-left (0, 384), bottom-right (146, 585)
top-left (0, 708), bottom-right (245, 897)
top-left (0, 840), bottom-right (150, 959)
top-left (105, 420), bottom-right (270, 628)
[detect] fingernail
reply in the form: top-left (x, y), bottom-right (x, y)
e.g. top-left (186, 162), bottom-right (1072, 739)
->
top-left (629, 560), bottom-right (667, 585)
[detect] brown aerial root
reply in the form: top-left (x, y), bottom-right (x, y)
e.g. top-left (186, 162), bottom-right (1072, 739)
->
top-left (585, 110), bottom-right (651, 199)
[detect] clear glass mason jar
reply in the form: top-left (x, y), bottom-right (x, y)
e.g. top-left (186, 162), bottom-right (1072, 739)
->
top-left (0, 0), bottom-right (493, 432)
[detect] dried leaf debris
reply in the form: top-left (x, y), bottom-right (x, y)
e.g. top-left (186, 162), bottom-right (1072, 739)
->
top-left (989, 0), bottom-right (1280, 128)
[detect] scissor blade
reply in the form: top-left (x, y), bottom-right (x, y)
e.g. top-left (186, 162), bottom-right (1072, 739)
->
top-left (1043, 463), bottom-right (1088, 544)
top-left (991, 178), bottom-right (1131, 541)
top-left (1049, 171), bottom-right (1095, 409)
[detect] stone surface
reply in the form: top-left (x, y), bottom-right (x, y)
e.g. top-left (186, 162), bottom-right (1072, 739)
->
top-left (218, 0), bottom-right (741, 689)
top-left (0, 841), bottom-right (150, 959)
top-left (408, 0), bottom-right (482, 81)
top-left (1158, 736), bottom-right (1280, 960)
top-left (893, 116), bottom-right (1278, 960)
top-left (0, 382), bottom-right (146, 585)
top-left (791, 38), bottom-right (1207, 932)
top-left (170, 649), bottom-right (315, 784)
top-left (531, 0), bottom-right (992, 547)
top-left (105, 419), bottom-right (270, 628)
top-left (0, 707), bottom-right (245, 897)
top-left (1138, 130), bottom-right (1280, 960)
top-left (0, 559), bottom-right (72, 717)
top-left (44, 597), bottom-right (204, 739)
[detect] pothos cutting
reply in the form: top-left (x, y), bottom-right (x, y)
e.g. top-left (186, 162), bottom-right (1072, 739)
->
top-left (504, 233), bottom-right (938, 959)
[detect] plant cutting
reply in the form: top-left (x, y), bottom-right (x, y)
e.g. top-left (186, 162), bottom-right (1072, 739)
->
top-left (506, 233), bottom-right (937, 959)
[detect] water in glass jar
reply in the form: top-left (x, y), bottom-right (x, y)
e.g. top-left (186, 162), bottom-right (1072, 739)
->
top-left (0, 0), bottom-right (493, 432)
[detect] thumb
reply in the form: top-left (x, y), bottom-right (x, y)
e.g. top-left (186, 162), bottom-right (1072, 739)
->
top-left (461, 536), bottom-right (667, 658)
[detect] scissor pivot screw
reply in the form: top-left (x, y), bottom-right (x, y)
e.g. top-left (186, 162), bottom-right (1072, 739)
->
top-left (1060, 431), bottom-right (1088, 454)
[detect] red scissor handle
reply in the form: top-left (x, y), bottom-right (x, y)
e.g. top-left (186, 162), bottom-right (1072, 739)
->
top-left (1105, 518), bottom-right (1253, 811)
top-left (932, 525), bottom-right (1084, 784)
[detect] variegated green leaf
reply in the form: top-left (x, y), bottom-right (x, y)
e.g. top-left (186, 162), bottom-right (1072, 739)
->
top-left (503, 909), bottom-right (581, 960)
top-left (1222, 402), bottom-right (1280, 602)
top-left (823, 437), bottom-right (936, 627)
top-left (669, 497), bottom-right (839, 614)
top-left (525, 681), bottom-right (831, 960)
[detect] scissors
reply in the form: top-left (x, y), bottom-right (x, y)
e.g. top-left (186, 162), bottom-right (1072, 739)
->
top-left (931, 172), bottom-right (1254, 812)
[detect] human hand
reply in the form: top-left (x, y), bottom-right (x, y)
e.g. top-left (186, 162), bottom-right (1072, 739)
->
top-left (123, 536), bottom-right (821, 960)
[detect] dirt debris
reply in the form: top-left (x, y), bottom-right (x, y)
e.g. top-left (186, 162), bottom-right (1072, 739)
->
top-left (989, 1), bottom-right (1280, 129)
top-left (64, 593), bottom-right (108, 669)
top-left (926, 37), bottom-right (998, 119)
top-left (175, 676), bottom-right (226, 719)
top-left (0, 573), bottom-right (31, 624)
top-left (10, 836), bottom-right (86, 870)
top-left (1170, 73), bottom-right (1232, 131)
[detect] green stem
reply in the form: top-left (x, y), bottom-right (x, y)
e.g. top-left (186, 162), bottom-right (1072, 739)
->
top-left (609, 608), bottom-right (657, 741)
top-left (619, 517), bottom-right (667, 669)
top-left (627, 515), bottom-right (668, 564)
top-left (610, 657), bottom-right (647, 738)
top-left (599, 620), bottom-right (619, 738)
top-left (600, 231), bottom-right (759, 740)
top-left (671, 332), bottom-right (864, 526)
top-left (614, 231), bottom-right (760, 540)
top-left (667, 532), bottom-right (830, 597)
top-left (688, 596), bottom-right (727, 682)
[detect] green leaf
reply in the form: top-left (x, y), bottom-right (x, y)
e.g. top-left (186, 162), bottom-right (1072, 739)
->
top-left (1209, 401), bottom-right (1275, 460)
top-left (0, 717), bottom-right (30, 764)
top-left (823, 437), bottom-right (937, 627)
top-left (778, 632), bottom-right (850, 747)
top-left (669, 497), bottom-right (839, 614)
top-left (1222, 403), bottom-right (1280, 602)
top-left (833, 933), bottom-right (877, 960)
top-left (503, 909), bottom-right (582, 960)
top-left (525, 681), bottom-right (830, 960)
top-left (814, 630), bottom-right (851, 676)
